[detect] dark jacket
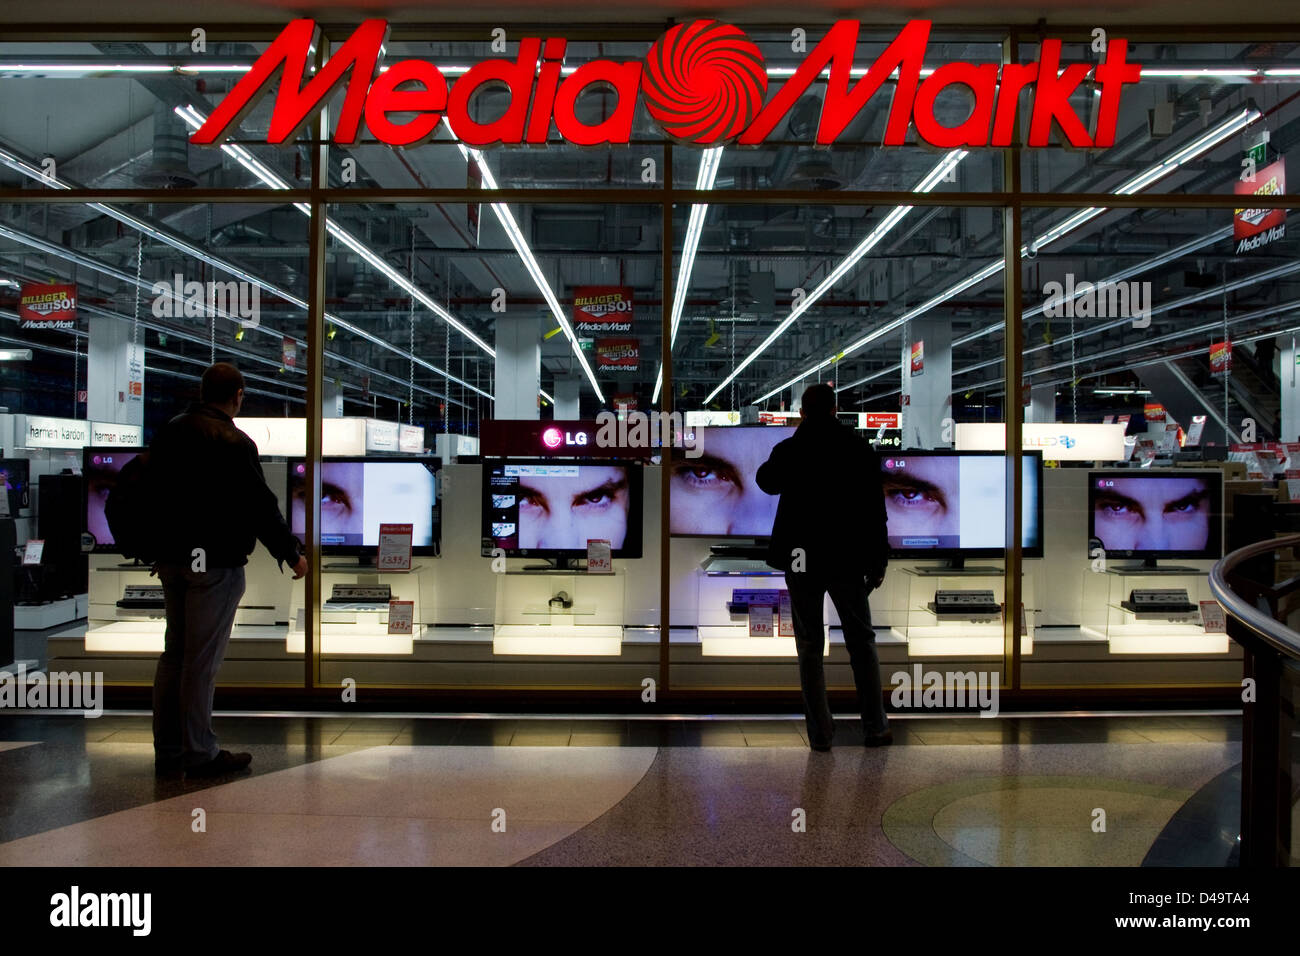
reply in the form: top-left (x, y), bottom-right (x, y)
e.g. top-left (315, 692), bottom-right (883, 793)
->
top-left (147, 403), bottom-right (301, 569)
top-left (755, 416), bottom-right (889, 578)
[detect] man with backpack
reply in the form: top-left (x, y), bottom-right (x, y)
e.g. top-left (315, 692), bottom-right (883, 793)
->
top-left (138, 362), bottom-right (307, 777)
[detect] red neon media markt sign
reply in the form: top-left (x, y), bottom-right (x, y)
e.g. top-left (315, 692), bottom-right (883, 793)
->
top-left (191, 19), bottom-right (1142, 151)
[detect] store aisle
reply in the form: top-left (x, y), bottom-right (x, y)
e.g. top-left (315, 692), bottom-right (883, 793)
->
top-left (0, 714), bottom-right (1241, 867)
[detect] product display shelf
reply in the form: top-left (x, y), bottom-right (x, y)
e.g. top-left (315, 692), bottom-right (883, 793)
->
top-left (891, 567), bottom-right (1035, 657)
top-left (83, 561), bottom-right (167, 652)
top-left (287, 566), bottom-right (423, 655)
top-left (492, 567), bottom-right (625, 655)
top-left (695, 561), bottom-right (828, 658)
top-left (1080, 566), bottom-right (1228, 654)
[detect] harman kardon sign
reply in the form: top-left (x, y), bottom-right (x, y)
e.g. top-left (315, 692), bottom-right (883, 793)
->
top-left (191, 19), bottom-right (1142, 151)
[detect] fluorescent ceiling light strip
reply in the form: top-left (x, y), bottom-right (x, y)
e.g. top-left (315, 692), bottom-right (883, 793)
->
top-left (704, 148), bottom-right (966, 404)
top-left (451, 125), bottom-right (604, 403)
top-left (952, 257), bottom-right (1300, 381)
top-left (948, 226), bottom-right (1233, 351)
top-left (758, 107), bottom-right (1259, 404)
top-left (653, 146), bottom-right (723, 404)
top-left (0, 215), bottom-right (480, 407)
top-left (174, 108), bottom-right (494, 398)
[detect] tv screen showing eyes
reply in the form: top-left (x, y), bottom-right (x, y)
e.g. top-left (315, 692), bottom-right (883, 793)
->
top-left (669, 425), bottom-right (795, 537)
top-left (1088, 470), bottom-right (1222, 559)
top-left (482, 459), bottom-right (643, 558)
top-left (880, 451), bottom-right (1044, 556)
top-left (84, 447), bottom-right (145, 551)
top-left (288, 458), bottom-right (440, 554)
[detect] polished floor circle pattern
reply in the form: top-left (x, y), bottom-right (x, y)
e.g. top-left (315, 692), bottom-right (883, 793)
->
top-left (0, 715), bottom-right (1245, 866)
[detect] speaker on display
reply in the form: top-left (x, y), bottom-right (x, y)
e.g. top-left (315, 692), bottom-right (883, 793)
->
top-left (0, 518), bottom-right (13, 667)
top-left (37, 473), bottom-right (87, 600)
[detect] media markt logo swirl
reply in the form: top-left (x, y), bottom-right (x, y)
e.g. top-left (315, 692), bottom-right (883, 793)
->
top-left (641, 20), bottom-right (768, 145)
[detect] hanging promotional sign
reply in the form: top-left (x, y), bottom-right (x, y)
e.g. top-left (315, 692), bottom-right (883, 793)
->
top-left (595, 338), bottom-right (639, 371)
top-left (910, 341), bottom-right (924, 377)
top-left (861, 412), bottom-right (902, 429)
top-left (612, 393), bottom-right (638, 412)
top-left (190, 19), bottom-right (1142, 151)
top-left (1144, 402), bottom-right (1166, 422)
top-left (1234, 158), bottom-right (1286, 254)
top-left (1209, 340), bottom-right (1232, 374)
top-left (282, 336), bottom-right (297, 368)
top-left (18, 283), bottom-right (77, 331)
top-left (573, 287), bottom-right (633, 335)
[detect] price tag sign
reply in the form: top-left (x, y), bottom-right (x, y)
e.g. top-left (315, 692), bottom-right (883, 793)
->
top-left (1199, 601), bottom-right (1227, 633)
top-left (778, 590), bottom-right (794, 638)
top-left (387, 600), bottom-right (414, 635)
top-left (376, 523), bottom-right (413, 572)
top-left (748, 603), bottom-right (775, 637)
top-left (22, 539), bottom-right (43, 566)
top-left (586, 538), bottom-right (612, 574)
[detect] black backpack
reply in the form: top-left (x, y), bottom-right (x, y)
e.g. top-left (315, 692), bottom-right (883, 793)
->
top-left (104, 452), bottom-right (157, 563)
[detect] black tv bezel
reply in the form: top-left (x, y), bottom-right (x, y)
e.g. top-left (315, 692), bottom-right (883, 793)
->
top-left (481, 456), bottom-right (645, 561)
top-left (1086, 467), bottom-right (1224, 561)
top-left (667, 423), bottom-right (797, 540)
top-left (83, 445), bottom-right (148, 554)
top-left (883, 448), bottom-right (1047, 560)
top-left (286, 455), bottom-right (442, 557)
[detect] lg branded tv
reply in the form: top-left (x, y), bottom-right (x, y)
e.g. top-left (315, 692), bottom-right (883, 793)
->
top-left (881, 450), bottom-right (1045, 558)
top-left (83, 447), bottom-right (146, 553)
top-left (287, 457), bottom-right (441, 555)
top-left (1087, 469), bottom-right (1222, 564)
top-left (481, 458), bottom-right (643, 562)
top-left (668, 425), bottom-right (796, 538)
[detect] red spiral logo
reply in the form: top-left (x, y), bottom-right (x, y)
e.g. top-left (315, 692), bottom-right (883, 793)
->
top-left (642, 20), bottom-right (768, 146)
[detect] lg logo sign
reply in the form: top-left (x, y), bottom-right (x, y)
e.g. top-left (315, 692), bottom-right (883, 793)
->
top-left (542, 427), bottom-right (589, 450)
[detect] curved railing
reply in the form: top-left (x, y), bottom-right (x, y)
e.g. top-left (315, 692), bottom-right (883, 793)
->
top-left (1209, 533), bottom-right (1300, 662)
top-left (1209, 533), bottom-right (1300, 868)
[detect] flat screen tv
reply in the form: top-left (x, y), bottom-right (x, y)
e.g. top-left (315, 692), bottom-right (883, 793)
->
top-left (1088, 469), bottom-right (1223, 565)
top-left (83, 447), bottom-right (146, 552)
top-left (0, 457), bottom-right (31, 514)
top-left (881, 450), bottom-right (1045, 558)
top-left (481, 458), bottom-right (643, 563)
top-left (668, 425), bottom-right (796, 538)
top-left (288, 457), bottom-right (441, 555)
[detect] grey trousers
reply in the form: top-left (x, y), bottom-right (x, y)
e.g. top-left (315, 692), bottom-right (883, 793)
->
top-left (152, 564), bottom-right (246, 766)
top-left (785, 572), bottom-right (890, 748)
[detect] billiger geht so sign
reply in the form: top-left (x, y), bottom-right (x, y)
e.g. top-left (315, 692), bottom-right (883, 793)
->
top-left (190, 19), bottom-right (1142, 151)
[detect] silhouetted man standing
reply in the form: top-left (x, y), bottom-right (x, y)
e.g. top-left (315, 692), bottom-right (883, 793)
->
top-left (150, 363), bottom-right (307, 777)
top-left (756, 384), bottom-right (891, 751)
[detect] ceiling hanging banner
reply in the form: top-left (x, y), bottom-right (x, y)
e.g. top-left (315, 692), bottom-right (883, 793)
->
top-left (18, 283), bottom-right (77, 331)
top-left (573, 286), bottom-right (634, 336)
top-left (1234, 157), bottom-right (1286, 254)
top-left (595, 338), bottom-right (639, 371)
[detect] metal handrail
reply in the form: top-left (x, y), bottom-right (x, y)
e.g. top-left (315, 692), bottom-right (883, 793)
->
top-left (1209, 533), bottom-right (1300, 660)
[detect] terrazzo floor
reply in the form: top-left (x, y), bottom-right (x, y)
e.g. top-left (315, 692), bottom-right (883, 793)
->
top-left (0, 713), bottom-right (1247, 866)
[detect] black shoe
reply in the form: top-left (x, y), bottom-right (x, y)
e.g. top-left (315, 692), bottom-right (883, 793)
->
top-left (185, 750), bottom-right (252, 778)
top-left (864, 731), bottom-right (894, 748)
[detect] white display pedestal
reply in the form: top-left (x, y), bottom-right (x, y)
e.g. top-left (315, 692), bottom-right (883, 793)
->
top-left (287, 565), bottom-right (423, 656)
top-left (694, 560), bottom-right (829, 657)
top-left (1081, 566), bottom-right (1228, 654)
top-left (492, 567), bottom-right (625, 656)
top-left (890, 567), bottom-right (1034, 657)
top-left (14, 597), bottom-right (81, 631)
